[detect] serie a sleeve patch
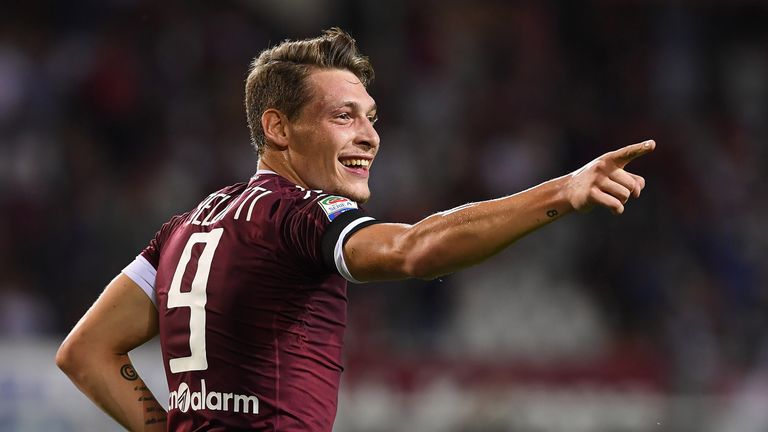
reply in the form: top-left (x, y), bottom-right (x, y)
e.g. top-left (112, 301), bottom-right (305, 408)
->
top-left (317, 195), bottom-right (358, 221)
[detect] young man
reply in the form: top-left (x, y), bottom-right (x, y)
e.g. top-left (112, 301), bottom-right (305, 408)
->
top-left (56, 28), bottom-right (655, 431)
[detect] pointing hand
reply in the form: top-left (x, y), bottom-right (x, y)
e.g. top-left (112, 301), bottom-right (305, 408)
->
top-left (566, 140), bottom-right (656, 215)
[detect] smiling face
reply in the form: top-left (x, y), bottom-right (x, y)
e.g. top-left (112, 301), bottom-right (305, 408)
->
top-left (281, 68), bottom-right (380, 203)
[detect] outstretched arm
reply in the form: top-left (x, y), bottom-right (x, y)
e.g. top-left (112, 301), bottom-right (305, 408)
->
top-left (56, 273), bottom-right (167, 431)
top-left (344, 140), bottom-right (655, 281)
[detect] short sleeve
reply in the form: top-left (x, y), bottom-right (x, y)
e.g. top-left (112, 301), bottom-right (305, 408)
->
top-left (122, 255), bottom-right (158, 307)
top-left (122, 213), bottom-right (189, 305)
top-left (136, 214), bottom-right (186, 267)
top-left (282, 194), bottom-right (380, 282)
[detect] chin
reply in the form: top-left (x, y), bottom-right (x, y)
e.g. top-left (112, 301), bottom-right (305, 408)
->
top-left (335, 185), bottom-right (370, 204)
top-left (346, 190), bottom-right (371, 204)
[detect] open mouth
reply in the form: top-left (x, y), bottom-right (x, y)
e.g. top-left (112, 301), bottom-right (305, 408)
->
top-left (338, 157), bottom-right (371, 176)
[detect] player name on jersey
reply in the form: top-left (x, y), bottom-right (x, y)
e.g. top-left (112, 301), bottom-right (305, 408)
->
top-left (187, 184), bottom-right (335, 226)
top-left (188, 186), bottom-right (272, 226)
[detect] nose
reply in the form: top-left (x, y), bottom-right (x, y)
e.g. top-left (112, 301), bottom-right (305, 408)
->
top-left (356, 118), bottom-right (380, 152)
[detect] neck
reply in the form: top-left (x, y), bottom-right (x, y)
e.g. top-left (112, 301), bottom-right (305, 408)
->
top-left (257, 154), bottom-right (309, 189)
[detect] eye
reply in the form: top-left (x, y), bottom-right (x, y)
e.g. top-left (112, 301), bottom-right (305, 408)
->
top-left (368, 114), bottom-right (379, 125)
top-left (336, 112), bottom-right (352, 121)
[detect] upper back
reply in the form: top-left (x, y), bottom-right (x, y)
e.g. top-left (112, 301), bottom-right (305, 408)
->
top-left (140, 170), bottom-right (373, 431)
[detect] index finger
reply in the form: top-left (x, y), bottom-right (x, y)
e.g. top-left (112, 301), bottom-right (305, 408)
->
top-left (609, 140), bottom-right (656, 167)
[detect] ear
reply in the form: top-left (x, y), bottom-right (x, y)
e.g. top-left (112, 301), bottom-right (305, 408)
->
top-left (261, 108), bottom-right (290, 150)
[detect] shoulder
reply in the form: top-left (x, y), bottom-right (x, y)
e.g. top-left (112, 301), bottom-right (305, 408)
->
top-left (282, 186), bottom-right (358, 224)
top-left (160, 211), bottom-right (193, 236)
top-left (262, 175), bottom-right (351, 216)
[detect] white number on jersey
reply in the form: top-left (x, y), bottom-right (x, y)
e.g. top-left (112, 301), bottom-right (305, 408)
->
top-left (166, 228), bottom-right (224, 373)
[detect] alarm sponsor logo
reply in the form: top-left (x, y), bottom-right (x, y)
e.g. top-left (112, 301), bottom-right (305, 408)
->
top-left (168, 380), bottom-right (259, 414)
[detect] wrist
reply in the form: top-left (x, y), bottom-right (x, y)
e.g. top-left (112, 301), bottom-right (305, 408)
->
top-left (550, 174), bottom-right (577, 216)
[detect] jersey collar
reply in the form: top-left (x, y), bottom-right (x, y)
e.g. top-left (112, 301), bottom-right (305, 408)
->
top-left (252, 169), bottom-right (277, 179)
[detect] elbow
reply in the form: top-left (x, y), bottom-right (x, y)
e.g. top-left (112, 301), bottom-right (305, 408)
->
top-left (394, 231), bottom-right (444, 281)
top-left (56, 335), bottom-right (91, 381)
top-left (401, 251), bottom-right (442, 281)
top-left (55, 338), bottom-right (77, 376)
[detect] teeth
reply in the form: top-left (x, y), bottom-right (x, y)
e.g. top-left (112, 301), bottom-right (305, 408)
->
top-left (340, 159), bottom-right (370, 168)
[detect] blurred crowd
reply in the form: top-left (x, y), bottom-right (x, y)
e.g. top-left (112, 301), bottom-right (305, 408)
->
top-left (2, 0), bottom-right (767, 423)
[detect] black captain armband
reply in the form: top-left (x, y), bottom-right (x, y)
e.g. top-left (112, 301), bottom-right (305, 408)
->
top-left (320, 209), bottom-right (381, 275)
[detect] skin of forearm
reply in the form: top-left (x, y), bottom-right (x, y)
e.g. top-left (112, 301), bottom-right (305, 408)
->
top-left (399, 175), bottom-right (574, 279)
top-left (66, 353), bottom-right (167, 431)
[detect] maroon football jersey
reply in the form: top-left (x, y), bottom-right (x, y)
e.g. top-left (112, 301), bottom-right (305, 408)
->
top-left (122, 170), bottom-right (378, 431)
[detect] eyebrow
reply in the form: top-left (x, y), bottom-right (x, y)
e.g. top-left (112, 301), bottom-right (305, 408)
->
top-left (335, 101), bottom-right (377, 114)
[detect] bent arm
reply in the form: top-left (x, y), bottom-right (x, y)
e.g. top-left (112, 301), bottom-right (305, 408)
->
top-left (56, 273), bottom-right (167, 431)
top-left (344, 140), bottom-right (655, 282)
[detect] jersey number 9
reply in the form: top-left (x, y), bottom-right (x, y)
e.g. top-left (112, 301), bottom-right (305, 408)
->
top-left (166, 228), bottom-right (224, 373)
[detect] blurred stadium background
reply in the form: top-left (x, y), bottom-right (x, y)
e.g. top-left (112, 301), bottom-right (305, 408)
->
top-left (1, 0), bottom-right (767, 431)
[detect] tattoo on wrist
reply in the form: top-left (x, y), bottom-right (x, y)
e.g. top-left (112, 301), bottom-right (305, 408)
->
top-left (546, 209), bottom-right (559, 218)
top-left (145, 417), bottom-right (166, 425)
top-left (135, 384), bottom-right (167, 425)
top-left (120, 364), bottom-right (138, 381)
